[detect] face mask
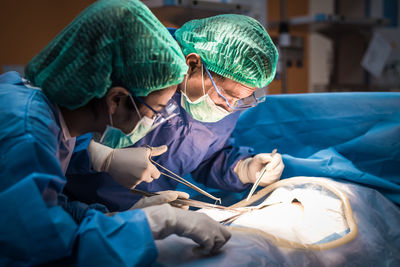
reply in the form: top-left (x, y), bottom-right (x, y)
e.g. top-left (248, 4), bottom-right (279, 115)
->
top-left (100, 95), bottom-right (155, 149)
top-left (181, 65), bottom-right (231, 123)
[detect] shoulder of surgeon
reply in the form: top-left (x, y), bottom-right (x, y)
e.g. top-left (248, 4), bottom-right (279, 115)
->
top-left (0, 71), bottom-right (60, 152)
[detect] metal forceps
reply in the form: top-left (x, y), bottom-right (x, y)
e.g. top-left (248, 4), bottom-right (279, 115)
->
top-left (130, 188), bottom-right (235, 210)
top-left (145, 145), bottom-right (222, 203)
top-left (246, 148), bottom-right (278, 201)
top-left (219, 201), bottom-right (282, 225)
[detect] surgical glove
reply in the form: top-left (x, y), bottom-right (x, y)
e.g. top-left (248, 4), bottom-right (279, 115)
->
top-left (130, 191), bottom-right (190, 210)
top-left (234, 153), bottom-right (284, 186)
top-left (143, 204), bottom-right (231, 254)
top-left (88, 140), bottom-right (167, 189)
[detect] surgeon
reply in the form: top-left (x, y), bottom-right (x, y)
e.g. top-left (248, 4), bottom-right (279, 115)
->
top-left (0, 1), bottom-right (231, 265)
top-left (65, 14), bottom-right (284, 211)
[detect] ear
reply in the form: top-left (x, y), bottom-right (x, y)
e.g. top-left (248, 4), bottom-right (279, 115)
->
top-left (185, 53), bottom-right (202, 73)
top-left (105, 86), bottom-right (130, 115)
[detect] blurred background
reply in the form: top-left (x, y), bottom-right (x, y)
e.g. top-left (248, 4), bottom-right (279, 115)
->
top-left (1, 0), bottom-right (399, 94)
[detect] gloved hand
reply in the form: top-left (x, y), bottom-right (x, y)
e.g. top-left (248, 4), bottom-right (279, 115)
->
top-left (143, 204), bottom-right (231, 255)
top-left (88, 140), bottom-right (167, 189)
top-left (234, 153), bottom-right (284, 187)
top-left (130, 191), bottom-right (190, 210)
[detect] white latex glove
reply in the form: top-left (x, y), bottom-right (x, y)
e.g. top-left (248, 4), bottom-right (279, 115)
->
top-left (143, 204), bottom-right (231, 255)
top-left (234, 153), bottom-right (284, 187)
top-left (130, 191), bottom-right (190, 210)
top-left (88, 140), bottom-right (167, 189)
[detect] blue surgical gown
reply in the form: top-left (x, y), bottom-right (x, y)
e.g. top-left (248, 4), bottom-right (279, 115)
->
top-left (0, 72), bottom-right (157, 266)
top-left (66, 92), bottom-right (253, 211)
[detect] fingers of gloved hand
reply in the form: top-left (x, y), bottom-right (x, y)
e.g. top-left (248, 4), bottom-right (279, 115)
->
top-left (266, 153), bottom-right (283, 171)
top-left (178, 212), bottom-right (230, 255)
top-left (253, 153), bottom-right (273, 165)
top-left (148, 162), bottom-right (161, 180)
top-left (210, 226), bottom-right (231, 254)
top-left (191, 225), bottom-right (231, 255)
top-left (153, 191), bottom-right (181, 203)
top-left (131, 192), bottom-right (180, 209)
top-left (130, 179), bottom-right (141, 189)
top-left (171, 203), bottom-right (190, 210)
top-left (259, 162), bottom-right (285, 186)
top-left (138, 169), bottom-right (154, 183)
top-left (175, 191), bottom-right (190, 199)
top-left (156, 190), bottom-right (189, 199)
top-left (156, 190), bottom-right (190, 209)
top-left (210, 236), bottom-right (230, 254)
top-left (259, 174), bottom-right (280, 187)
top-left (150, 145), bottom-right (168, 157)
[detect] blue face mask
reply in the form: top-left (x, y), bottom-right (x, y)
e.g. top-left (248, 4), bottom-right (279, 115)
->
top-left (100, 95), bottom-right (155, 149)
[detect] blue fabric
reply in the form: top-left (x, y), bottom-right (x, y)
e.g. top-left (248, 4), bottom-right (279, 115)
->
top-left (0, 72), bottom-right (157, 266)
top-left (66, 92), bottom-right (253, 211)
top-left (233, 92), bottom-right (400, 204)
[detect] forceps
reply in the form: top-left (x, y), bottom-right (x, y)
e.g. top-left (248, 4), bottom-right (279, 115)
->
top-left (245, 149), bottom-right (277, 201)
top-left (130, 188), bottom-right (236, 211)
top-left (219, 201), bottom-right (282, 225)
top-left (145, 145), bottom-right (222, 203)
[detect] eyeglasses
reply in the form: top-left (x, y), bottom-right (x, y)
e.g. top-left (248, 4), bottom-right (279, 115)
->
top-left (204, 65), bottom-right (267, 111)
top-left (135, 97), bottom-right (179, 128)
top-left (234, 87), bottom-right (268, 110)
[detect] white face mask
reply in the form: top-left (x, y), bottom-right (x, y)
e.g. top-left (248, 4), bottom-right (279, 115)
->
top-left (100, 95), bottom-right (155, 149)
top-left (180, 65), bottom-right (231, 123)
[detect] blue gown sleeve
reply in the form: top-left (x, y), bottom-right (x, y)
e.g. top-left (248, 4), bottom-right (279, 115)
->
top-left (0, 136), bottom-right (157, 266)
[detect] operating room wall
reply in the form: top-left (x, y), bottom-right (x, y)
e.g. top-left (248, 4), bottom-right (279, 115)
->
top-left (267, 0), bottom-right (310, 94)
top-left (308, 0), bottom-right (334, 92)
top-left (0, 0), bottom-right (311, 94)
top-left (0, 0), bottom-right (96, 75)
top-left (369, 0), bottom-right (400, 89)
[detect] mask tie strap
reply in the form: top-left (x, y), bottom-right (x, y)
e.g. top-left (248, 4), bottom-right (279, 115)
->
top-left (201, 64), bottom-right (205, 95)
top-left (129, 94), bottom-right (142, 120)
top-left (109, 113), bottom-right (113, 126)
top-left (184, 74), bottom-right (189, 95)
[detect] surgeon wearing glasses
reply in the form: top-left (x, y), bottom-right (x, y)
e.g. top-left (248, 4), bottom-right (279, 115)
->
top-left (66, 14), bottom-right (285, 211)
top-left (0, 1), bottom-right (232, 265)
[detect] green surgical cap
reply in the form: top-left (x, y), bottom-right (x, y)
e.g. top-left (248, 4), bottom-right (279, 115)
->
top-left (25, 0), bottom-right (188, 109)
top-left (175, 14), bottom-right (278, 88)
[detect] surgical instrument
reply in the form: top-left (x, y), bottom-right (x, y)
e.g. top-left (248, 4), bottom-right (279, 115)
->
top-left (246, 149), bottom-right (278, 201)
top-left (219, 201), bottom-right (283, 225)
top-left (130, 188), bottom-right (234, 211)
top-left (145, 145), bottom-right (222, 203)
